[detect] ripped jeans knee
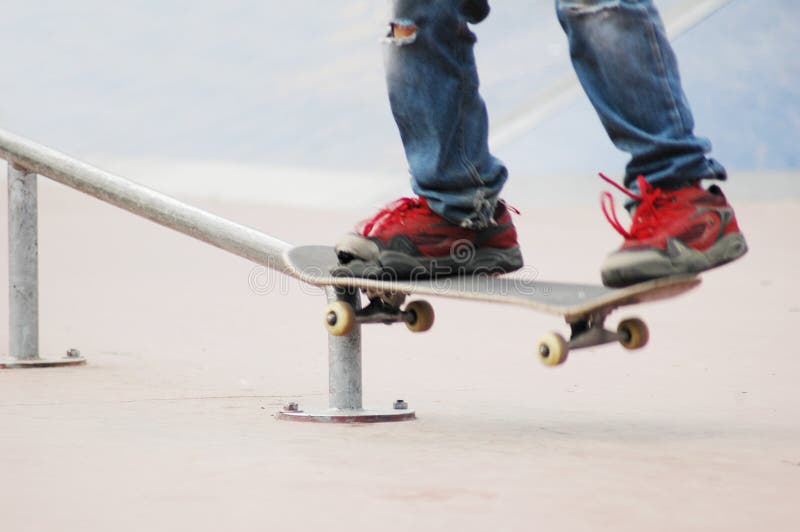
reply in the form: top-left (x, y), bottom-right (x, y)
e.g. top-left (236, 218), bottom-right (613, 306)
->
top-left (385, 0), bottom-right (484, 47)
top-left (385, 19), bottom-right (419, 46)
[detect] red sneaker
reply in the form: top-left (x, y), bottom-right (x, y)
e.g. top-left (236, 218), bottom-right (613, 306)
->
top-left (335, 197), bottom-right (523, 278)
top-left (600, 173), bottom-right (748, 287)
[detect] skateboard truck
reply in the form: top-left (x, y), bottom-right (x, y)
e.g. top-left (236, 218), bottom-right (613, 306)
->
top-left (324, 289), bottom-right (649, 370)
top-left (324, 293), bottom-right (435, 336)
top-left (537, 311), bottom-right (650, 367)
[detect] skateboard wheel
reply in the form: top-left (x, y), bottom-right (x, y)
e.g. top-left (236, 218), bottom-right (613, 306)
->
top-left (537, 332), bottom-right (568, 367)
top-left (617, 317), bottom-right (649, 350)
top-left (324, 301), bottom-right (355, 336)
top-left (404, 300), bottom-right (435, 333)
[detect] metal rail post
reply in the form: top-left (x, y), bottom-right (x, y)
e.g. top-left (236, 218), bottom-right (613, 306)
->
top-left (2, 164), bottom-right (84, 368)
top-left (327, 288), bottom-right (363, 410)
top-left (277, 288), bottom-right (415, 423)
top-left (8, 164), bottom-right (38, 359)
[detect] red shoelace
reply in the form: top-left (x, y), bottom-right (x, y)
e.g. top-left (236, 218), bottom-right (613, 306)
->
top-left (360, 197), bottom-right (520, 236)
top-left (361, 197), bottom-right (426, 235)
top-left (599, 173), bottom-right (674, 241)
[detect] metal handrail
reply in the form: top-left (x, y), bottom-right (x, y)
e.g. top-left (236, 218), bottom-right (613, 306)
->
top-left (0, 129), bottom-right (387, 420)
top-left (1, 128), bottom-right (291, 365)
top-left (0, 128), bottom-right (291, 272)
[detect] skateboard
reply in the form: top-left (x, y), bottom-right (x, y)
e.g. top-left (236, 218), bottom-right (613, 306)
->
top-left (284, 245), bottom-right (701, 366)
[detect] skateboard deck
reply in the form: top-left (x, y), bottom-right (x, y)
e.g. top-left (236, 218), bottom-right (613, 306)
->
top-left (285, 246), bottom-right (699, 320)
top-left (284, 245), bottom-right (701, 365)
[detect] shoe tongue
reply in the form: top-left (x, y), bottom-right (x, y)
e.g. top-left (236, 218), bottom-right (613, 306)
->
top-left (361, 197), bottom-right (423, 236)
top-left (391, 196), bottom-right (421, 210)
top-left (629, 180), bottom-right (703, 218)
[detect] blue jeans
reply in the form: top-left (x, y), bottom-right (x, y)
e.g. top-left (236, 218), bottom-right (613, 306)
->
top-left (384, 0), bottom-right (727, 228)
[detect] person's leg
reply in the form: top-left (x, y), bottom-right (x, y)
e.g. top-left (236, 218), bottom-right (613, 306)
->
top-left (385, 0), bottom-right (506, 228)
top-left (334, 0), bottom-right (522, 279)
top-left (555, 0), bottom-right (726, 188)
top-left (555, 0), bottom-right (747, 286)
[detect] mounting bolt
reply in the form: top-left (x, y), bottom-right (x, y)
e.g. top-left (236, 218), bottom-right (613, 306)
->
top-left (284, 402), bottom-right (300, 412)
top-left (539, 345), bottom-right (550, 357)
top-left (66, 348), bottom-right (81, 358)
top-left (393, 399), bottom-right (408, 410)
top-left (326, 312), bottom-right (338, 326)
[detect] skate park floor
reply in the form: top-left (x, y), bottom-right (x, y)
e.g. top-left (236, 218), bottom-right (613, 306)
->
top-left (1, 179), bottom-right (798, 531)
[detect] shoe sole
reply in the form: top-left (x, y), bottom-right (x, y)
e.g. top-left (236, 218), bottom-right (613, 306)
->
top-left (378, 245), bottom-right (524, 279)
top-left (336, 234), bottom-right (524, 279)
top-left (601, 233), bottom-right (749, 287)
